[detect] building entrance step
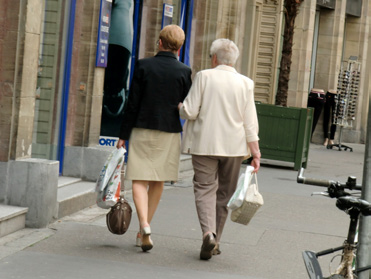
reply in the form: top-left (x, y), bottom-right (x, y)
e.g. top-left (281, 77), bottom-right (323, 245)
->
top-left (0, 204), bottom-right (28, 238)
top-left (57, 180), bottom-right (96, 219)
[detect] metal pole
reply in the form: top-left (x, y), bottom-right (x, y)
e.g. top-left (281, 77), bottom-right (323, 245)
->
top-left (357, 96), bottom-right (371, 279)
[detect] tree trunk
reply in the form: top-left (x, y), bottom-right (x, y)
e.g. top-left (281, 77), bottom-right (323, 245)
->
top-left (275, 0), bottom-right (304, 106)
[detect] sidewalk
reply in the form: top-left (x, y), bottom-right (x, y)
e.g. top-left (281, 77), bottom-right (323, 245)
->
top-left (0, 143), bottom-right (366, 279)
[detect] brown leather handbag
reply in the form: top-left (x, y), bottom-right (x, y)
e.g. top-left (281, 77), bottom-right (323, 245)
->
top-left (106, 196), bottom-right (132, 235)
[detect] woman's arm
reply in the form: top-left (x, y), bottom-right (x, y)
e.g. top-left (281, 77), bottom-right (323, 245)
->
top-left (118, 62), bottom-right (143, 140)
top-left (179, 72), bottom-right (203, 120)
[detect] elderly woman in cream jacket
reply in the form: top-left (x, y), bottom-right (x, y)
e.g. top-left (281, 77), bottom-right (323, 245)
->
top-left (178, 38), bottom-right (260, 261)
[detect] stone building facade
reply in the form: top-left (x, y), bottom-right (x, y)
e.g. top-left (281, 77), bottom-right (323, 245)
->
top-left (0, 0), bottom-right (370, 227)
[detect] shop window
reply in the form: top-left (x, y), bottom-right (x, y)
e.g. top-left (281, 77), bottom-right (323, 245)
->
top-left (32, 0), bottom-right (66, 160)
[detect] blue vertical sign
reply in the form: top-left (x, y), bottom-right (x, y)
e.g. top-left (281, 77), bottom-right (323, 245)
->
top-left (96, 0), bottom-right (113, 67)
top-left (161, 4), bottom-right (173, 28)
top-left (179, 0), bottom-right (193, 66)
top-left (179, 0), bottom-right (193, 127)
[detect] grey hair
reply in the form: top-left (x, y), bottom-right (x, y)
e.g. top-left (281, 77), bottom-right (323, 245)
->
top-left (210, 38), bottom-right (239, 66)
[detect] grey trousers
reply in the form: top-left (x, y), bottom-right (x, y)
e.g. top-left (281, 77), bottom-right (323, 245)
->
top-left (192, 155), bottom-right (244, 243)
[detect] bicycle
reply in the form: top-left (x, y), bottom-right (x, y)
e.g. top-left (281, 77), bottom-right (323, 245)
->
top-left (297, 168), bottom-right (371, 279)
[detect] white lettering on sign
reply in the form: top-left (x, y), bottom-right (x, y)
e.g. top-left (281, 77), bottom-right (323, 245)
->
top-left (102, 15), bottom-right (109, 24)
top-left (317, 0), bottom-right (333, 5)
top-left (101, 26), bottom-right (109, 33)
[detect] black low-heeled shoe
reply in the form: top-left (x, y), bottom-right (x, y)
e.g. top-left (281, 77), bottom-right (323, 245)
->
top-left (200, 232), bottom-right (216, 260)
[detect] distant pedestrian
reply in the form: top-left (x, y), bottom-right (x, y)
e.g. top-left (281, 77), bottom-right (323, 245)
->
top-left (178, 38), bottom-right (260, 260)
top-left (116, 24), bottom-right (192, 252)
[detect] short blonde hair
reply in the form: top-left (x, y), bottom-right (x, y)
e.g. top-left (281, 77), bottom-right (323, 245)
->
top-left (159, 25), bottom-right (185, 51)
top-left (210, 38), bottom-right (239, 66)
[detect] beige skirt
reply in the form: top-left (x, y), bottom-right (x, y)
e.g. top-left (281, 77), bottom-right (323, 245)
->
top-left (125, 128), bottom-right (181, 181)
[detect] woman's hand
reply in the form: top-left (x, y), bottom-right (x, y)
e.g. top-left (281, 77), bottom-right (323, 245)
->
top-left (248, 141), bottom-right (260, 173)
top-left (251, 157), bottom-right (260, 173)
top-left (178, 102), bottom-right (183, 110)
top-left (116, 139), bottom-right (126, 149)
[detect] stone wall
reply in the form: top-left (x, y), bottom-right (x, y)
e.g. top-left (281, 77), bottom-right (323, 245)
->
top-left (287, 0), bottom-right (316, 108)
top-left (0, 0), bottom-right (44, 199)
top-left (65, 0), bottom-right (103, 148)
top-left (0, 1), bottom-right (20, 162)
top-left (0, 0), bottom-right (43, 161)
top-left (0, 0), bottom-right (61, 229)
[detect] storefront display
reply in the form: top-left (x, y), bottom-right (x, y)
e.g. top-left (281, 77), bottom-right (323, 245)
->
top-left (327, 59), bottom-right (361, 152)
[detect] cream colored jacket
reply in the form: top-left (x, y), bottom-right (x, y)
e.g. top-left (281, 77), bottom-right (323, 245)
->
top-left (179, 65), bottom-right (259, 157)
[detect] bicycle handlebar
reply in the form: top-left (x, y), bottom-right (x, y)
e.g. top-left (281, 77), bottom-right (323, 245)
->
top-left (297, 168), bottom-right (362, 191)
top-left (297, 168), bottom-right (335, 187)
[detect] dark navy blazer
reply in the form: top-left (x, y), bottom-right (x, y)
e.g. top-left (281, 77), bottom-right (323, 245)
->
top-left (119, 51), bottom-right (192, 140)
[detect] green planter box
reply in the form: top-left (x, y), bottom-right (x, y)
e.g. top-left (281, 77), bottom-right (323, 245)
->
top-left (256, 103), bottom-right (313, 170)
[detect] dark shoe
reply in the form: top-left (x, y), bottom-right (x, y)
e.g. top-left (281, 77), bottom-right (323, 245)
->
top-left (212, 243), bottom-right (221, 255)
top-left (200, 233), bottom-right (216, 260)
top-left (141, 226), bottom-right (153, 252)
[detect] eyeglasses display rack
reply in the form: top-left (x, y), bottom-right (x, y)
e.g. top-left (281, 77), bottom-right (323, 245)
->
top-left (327, 59), bottom-right (361, 152)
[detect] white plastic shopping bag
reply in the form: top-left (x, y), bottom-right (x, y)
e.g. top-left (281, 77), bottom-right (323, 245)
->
top-left (227, 165), bottom-right (254, 210)
top-left (96, 147), bottom-right (126, 193)
top-left (96, 147), bottom-right (126, 209)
